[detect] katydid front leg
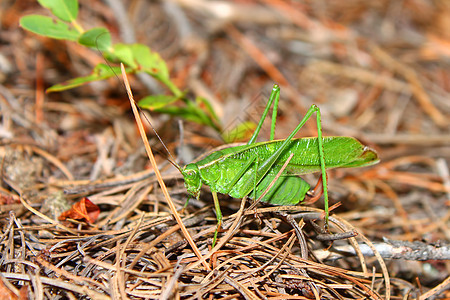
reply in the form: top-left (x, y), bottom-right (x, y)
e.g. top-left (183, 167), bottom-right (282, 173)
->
top-left (212, 191), bottom-right (222, 247)
top-left (211, 156), bottom-right (255, 247)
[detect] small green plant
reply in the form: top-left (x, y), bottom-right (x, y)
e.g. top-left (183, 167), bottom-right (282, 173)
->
top-left (20, 0), bottom-right (220, 131)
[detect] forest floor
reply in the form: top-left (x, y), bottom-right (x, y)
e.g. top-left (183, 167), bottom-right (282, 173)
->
top-left (0, 0), bottom-right (449, 299)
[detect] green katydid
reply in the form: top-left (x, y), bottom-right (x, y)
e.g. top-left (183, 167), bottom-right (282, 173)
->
top-left (178, 84), bottom-right (379, 243)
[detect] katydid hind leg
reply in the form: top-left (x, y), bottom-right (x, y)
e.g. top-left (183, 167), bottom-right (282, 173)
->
top-left (314, 106), bottom-right (329, 223)
top-left (270, 85), bottom-right (280, 141)
top-left (247, 85), bottom-right (281, 145)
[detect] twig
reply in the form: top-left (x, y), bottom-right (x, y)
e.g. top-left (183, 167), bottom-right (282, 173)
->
top-left (332, 239), bottom-right (450, 260)
top-left (316, 230), bottom-right (358, 241)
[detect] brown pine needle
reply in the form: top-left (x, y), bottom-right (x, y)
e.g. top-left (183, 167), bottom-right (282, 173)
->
top-left (120, 64), bottom-right (210, 271)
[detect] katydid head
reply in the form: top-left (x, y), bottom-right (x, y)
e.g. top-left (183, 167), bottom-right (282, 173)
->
top-left (181, 163), bottom-right (202, 199)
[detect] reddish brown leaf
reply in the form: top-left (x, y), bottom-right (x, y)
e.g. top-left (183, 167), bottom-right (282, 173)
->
top-left (59, 197), bottom-right (100, 224)
top-left (18, 286), bottom-right (28, 300)
top-left (0, 279), bottom-right (19, 300)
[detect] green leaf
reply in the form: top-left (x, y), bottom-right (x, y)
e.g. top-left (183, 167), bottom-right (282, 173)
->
top-left (79, 28), bottom-right (111, 51)
top-left (196, 96), bottom-right (220, 126)
top-left (111, 43), bottom-right (171, 84)
top-left (131, 44), bottom-right (169, 79)
top-left (47, 64), bottom-right (123, 92)
top-left (112, 44), bottom-right (137, 68)
top-left (139, 95), bottom-right (180, 110)
top-left (152, 106), bottom-right (207, 125)
top-left (185, 98), bottom-right (220, 131)
top-left (38, 0), bottom-right (78, 22)
top-left (20, 15), bottom-right (79, 41)
top-left (152, 105), bottom-right (219, 129)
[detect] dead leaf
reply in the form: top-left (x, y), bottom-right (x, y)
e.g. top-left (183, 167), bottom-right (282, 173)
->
top-left (0, 278), bottom-right (19, 300)
top-left (58, 197), bottom-right (100, 224)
